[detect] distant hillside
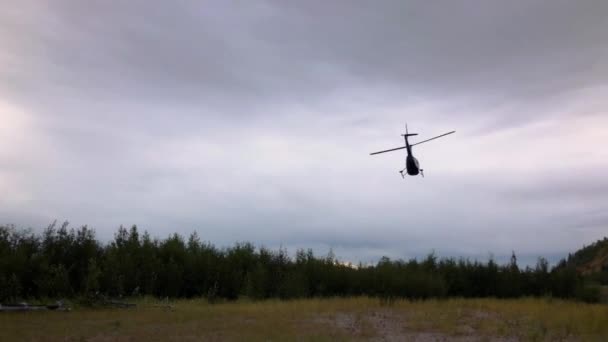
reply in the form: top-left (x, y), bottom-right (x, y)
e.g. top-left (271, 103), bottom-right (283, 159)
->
top-left (563, 237), bottom-right (608, 276)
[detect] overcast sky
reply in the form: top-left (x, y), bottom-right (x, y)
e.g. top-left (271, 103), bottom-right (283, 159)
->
top-left (1, 0), bottom-right (607, 265)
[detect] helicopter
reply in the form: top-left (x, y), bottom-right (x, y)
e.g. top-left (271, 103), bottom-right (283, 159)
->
top-left (370, 125), bottom-right (455, 178)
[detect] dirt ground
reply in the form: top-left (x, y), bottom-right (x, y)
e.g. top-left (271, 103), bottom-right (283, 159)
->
top-left (315, 308), bottom-right (520, 341)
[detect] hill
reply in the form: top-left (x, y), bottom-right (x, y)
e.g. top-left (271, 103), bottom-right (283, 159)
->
top-left (565, 237), bottom-right (608, 274)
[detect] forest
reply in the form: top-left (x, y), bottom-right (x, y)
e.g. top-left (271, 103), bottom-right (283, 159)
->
top-left (0, 222), bottom-right (601, 303)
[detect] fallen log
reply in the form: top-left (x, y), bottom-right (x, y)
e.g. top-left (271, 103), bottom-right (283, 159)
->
top-left (0, 302), bottom-right (71, 312)
top-left (105, 300), bottom-right (136, 308)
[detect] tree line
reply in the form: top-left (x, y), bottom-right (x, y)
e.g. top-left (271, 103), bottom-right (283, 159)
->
top-left (0, 222), bottom-right (599, 303)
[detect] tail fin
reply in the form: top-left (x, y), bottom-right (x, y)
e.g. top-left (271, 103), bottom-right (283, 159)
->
top-left (402, 123), bottom-right (418, 137)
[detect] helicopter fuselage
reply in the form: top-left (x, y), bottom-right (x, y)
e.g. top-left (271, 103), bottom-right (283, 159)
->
top-left (404, 140), bottom-right (420, 176)
top-left (406, 153), bottom-right (420, 176)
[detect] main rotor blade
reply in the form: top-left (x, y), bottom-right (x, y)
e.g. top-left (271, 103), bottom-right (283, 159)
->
top-left (370, 146), bottom-right (407, 155)
top-left (411, 131), bottom-right (456, 147)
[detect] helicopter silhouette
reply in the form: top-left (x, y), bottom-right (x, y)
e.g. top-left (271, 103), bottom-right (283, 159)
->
top-left (370, 125), bottom-right (455, 178)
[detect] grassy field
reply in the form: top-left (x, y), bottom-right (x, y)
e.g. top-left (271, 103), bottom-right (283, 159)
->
top-left (2, 297), bottom-right (608, 341)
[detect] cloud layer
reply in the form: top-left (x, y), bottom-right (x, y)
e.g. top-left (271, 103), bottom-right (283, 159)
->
top-left (1, 0), bottom-right (607, 264)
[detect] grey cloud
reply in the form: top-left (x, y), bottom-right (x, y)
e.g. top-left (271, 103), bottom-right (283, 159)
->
top-left (4, 1), bottom-right (607, 115)
top-left (1, 0), bottom-right (607, 264)
top-left (503, 171), bottom-right (608, 202)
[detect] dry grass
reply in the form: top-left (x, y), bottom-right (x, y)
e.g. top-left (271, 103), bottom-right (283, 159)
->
top-left (2, 297), bottom-right (608, 341)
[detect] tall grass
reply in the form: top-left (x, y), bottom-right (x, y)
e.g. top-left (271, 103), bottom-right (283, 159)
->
top-left (2, 297), bottom-right (607, 341)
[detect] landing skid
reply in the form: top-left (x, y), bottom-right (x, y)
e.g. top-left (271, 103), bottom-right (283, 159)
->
top-left (398, 169), bottom-right (424, 178)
